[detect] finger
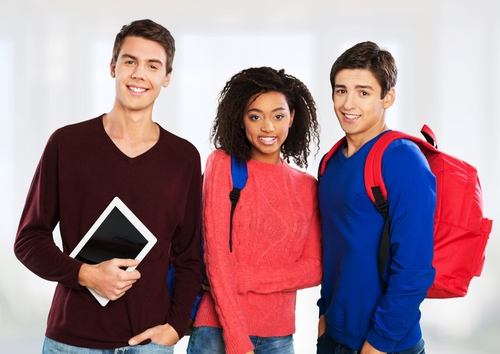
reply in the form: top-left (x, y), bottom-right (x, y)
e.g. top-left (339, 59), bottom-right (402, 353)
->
top-left (108, 281), bottom-right (137, 300)
top-left (113, 258), bottom-right (141, 268)
top-left (129, 328), bottom-right (152, 346)
top-left (116, 283), bottom-right (134, 293)
top-left (117, 271), bottom-right (141, 282)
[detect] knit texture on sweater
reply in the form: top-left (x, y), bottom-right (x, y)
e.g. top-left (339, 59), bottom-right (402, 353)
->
top-left (194, 149), bottom-right (322, 354)
top-left (14, 116), bottom-right (203, 348)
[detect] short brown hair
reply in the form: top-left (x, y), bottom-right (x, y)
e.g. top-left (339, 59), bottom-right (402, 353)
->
top-left (330, 41), bottom-right (397, 99)
top-left (112, 19), bottom-right (175, 74)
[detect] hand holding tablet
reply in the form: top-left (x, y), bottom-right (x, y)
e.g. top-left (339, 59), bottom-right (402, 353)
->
top-left (69, 197), bottom-right (157, 306)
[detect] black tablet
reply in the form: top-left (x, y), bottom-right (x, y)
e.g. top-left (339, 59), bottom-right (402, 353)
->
top-left (69, 197), bottom-right (157, 306)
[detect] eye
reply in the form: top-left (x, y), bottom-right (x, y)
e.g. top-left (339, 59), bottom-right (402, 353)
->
top-left (275, 114), bottom-right (285, 120)
top-left (335, 89), bottom-right (346, 95)
top-left (248, 114), bottom-right (260, 121)
top-left (125, 60), bottom-right (135, 65)
top-left (149, 64), bottom-right (159, 70)
top-left (360, 91), bottom-right (369, 96)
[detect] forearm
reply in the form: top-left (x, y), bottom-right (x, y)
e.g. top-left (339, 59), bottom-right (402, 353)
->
top-left (14, 137), bottom-right (83, 287)
top-left (235, 213), bottom-right (322, 294)
top-left (167, 164), bottom-right (203, 337)
top-left (204, 242), bottom-right (254, 354)
top-left (235, 256), bottom-right (321, 294)
top-left (15, 226), bottom-right (82, 288)
top-left (204, 213), bottom-right (253, 352)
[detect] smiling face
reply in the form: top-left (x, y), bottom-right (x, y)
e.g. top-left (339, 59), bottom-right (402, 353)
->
top-left (243, 91), bottom-right (295, 164)
top-left (333, 68), bottom-right (395, 146)
top-left (110, 36), bottom-right (171, 115)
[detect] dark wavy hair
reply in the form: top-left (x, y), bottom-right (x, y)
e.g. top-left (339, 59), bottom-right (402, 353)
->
top-left (211, 67), bottom-right (320, 168)
top-left (330, 41), bottom-right (397, 99)
top-left (112, 19), bottom-right (175, 74)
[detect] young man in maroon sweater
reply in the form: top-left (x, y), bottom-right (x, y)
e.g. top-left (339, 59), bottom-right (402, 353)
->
top-left (14, 19), bottom-right (202, 353)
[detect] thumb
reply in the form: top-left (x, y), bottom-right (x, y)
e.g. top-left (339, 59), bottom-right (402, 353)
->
top-left (129, 328), bottom-right (152, 346)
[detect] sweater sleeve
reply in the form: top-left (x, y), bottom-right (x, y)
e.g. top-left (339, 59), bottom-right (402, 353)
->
top-left (234, 178), bottom-right (322, 294)
top-left (203, 150), bottom-right (254, 354)
top-left (14, 131), bottom-right (83, 289)
top-left (166, 144), bottom-right (203, 339)
top-left (366, 140), bottom-right (436, 352)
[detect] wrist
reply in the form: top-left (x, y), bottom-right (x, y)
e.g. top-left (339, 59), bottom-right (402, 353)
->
top-left (78, 263), bottom-right (92, 287)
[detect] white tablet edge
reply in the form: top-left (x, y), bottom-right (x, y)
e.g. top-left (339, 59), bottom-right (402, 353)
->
top-left (69, 196), bottom-right (157, 306)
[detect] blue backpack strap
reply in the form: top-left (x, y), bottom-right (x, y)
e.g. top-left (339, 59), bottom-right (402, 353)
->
top-left (169, 155), bottom-right (248, 327)
top-left (229, 156), bottom-right (248, 252)
top-left (231, 155), bottom-right (248, 189)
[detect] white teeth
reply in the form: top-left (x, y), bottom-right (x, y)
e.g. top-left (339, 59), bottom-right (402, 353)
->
top-left (260, 137), bottom-right (276, 142)
top-left (345, 114), bottom-right (359, 120)
top-left (129, 86), bottom-right (146, 93)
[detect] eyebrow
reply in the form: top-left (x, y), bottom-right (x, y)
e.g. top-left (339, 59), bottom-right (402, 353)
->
top-left (121, 54), bottom-right (164, 67)
top-left (247, 107), bottom-right (287, 113)
top-left (334, 83), bottom-right (374, 91)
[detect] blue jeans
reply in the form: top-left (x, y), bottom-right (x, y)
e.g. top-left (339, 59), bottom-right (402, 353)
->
top-left (316, 333), bottom-right (425, 354)
top-left (42, 337), bottom-right (174, 354)
top-left (187, 326), bottom-right (294, 354)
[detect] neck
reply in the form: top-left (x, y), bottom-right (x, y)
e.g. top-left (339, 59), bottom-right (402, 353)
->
top-left (344, 124), bottom-right (389, 158)
top-left (105, 105), bottom-right (156, 140)
top-left (250, 151), bottom-right (282, 165)
top-left (103, 110), bottom-right (159, 158)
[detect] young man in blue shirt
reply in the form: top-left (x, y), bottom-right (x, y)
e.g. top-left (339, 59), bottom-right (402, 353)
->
top-left (317, 41), bottom-right (436, 354)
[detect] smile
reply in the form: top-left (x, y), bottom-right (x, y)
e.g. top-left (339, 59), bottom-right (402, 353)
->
top-left (344, 113), bottom-right (360, 120)
top-left (259, 136), bottom-right (278, 145)
top-left (128, 86), bottom-right (147, 93)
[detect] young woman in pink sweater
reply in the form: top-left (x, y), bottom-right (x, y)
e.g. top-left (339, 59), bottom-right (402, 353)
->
top-left (187, 67), bottom-right (322, 354)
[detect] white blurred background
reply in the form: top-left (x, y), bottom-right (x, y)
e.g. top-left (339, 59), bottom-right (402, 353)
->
top-left (1, 0), bottom-right (499, 353)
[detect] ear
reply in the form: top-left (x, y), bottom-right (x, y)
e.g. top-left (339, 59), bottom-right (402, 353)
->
top-left (110, 60), bottom-right (116, 78)
top-left (382, 87), bottom-right (396, 109)
top-left (289, 109), bottom-right (295, 128)
top-left (162, 72), bottom-right (172, 88)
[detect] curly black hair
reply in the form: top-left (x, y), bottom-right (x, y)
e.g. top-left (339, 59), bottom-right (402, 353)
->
top-left (210, 67), bottom-right (320, 168)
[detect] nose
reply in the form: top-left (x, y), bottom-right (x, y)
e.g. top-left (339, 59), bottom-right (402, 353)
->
top-left (343, 93), bottom-right (355, 110)
top-left (261, 118), bottom-right (275, 132)
top-left (132, 65), bottom-right (146, 80)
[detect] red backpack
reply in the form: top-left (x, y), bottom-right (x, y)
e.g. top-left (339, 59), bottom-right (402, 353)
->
top-left (319, 125), bottom-right (493, 298)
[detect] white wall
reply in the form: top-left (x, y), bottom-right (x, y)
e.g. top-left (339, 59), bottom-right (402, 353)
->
top-left (1, 0), bottom-right (499, 353)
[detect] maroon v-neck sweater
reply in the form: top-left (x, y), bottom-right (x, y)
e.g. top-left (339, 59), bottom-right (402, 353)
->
top-left (14, 116), bottom-right (202, 348)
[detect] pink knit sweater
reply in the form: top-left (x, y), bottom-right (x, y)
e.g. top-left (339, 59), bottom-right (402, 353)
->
top-left (194, 149), bottom-right (322, 354)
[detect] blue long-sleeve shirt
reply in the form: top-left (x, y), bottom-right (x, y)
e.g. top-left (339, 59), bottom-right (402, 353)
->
top-left (318, 131), bottom-right (436, 352)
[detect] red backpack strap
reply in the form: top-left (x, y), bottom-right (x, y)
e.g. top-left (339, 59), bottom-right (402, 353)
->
top-left (365, 131), bottom-right (411, 291)
top-left (421, 124), bottom-right (438, 149)
top-left (319, 137), bottom-right (346, 177)
top-left (364, 131), bottom-right (410, 203)
top-left (364, 129), bottom-right (438, 203)
top-left (365, 128), bottom-right (439, 292)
